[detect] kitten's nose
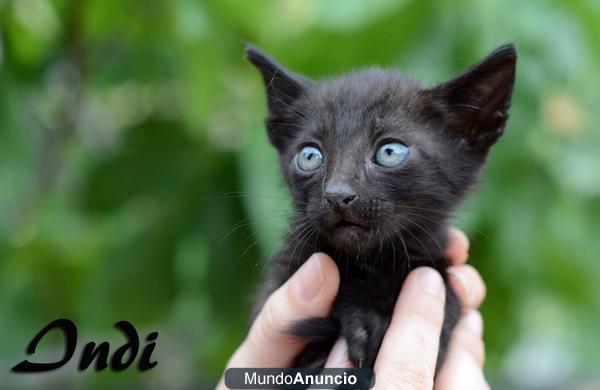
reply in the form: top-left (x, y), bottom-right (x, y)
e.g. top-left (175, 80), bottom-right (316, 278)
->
top-left (324, 182), bottom-right (357, 208)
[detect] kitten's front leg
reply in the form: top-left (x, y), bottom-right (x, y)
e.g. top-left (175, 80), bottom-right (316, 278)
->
top-left (336, 272), bottom-right (461, 371)
top-left (338, 308), bottom-right (391, 368)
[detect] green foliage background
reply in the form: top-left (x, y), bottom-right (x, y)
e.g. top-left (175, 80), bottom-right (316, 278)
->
top-left (1, 0), bottom-right (599, 388)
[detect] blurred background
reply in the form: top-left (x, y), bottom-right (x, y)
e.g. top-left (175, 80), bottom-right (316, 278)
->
top-left (1, 0), bottom-right (599, 388)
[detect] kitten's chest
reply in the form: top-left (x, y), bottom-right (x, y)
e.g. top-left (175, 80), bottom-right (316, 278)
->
top-left (332, 259), bottom-right (408, 314)
top-left (279, 231), bottom-right (446, 306)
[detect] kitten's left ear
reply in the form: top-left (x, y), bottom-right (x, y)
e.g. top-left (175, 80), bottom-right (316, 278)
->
top-left (430, 44), bottom-right (517, 149)
top-left (245, 43), bottom-right (313, 116)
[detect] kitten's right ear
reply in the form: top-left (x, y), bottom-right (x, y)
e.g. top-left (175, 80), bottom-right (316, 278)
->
top-left (245, 43), bottom-right (313, 117)
top-left (430, 44), bottom-right (517, 151)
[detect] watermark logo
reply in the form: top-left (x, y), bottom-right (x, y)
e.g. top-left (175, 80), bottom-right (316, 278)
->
top-left (224, 368), bottom-right (375, 389)
top-left (11, 318), bottom-right (158, 373)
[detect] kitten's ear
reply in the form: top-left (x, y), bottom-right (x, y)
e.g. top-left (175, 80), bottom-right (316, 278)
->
top-left (245, 43), bottom-right (313, 116)
top-left (430, 44), bottom-right (517, 150)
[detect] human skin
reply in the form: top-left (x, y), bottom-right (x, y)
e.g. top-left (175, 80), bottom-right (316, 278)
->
top-left (217, 228), bottom-right (488, 390)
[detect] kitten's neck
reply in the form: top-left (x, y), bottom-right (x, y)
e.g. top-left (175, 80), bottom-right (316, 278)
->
top-left (285, 220), bottom-right (450, 276)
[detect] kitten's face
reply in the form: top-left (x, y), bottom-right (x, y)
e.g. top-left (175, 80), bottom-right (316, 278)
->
top-left (247, 45), bottom-right (516, 254)
top-left (279, 74), bottom-right (472, 252)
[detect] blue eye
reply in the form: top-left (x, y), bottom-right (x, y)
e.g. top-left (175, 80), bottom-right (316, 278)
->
top-left (296, 146), bottom-right (323, 172)
top-left (374, 143), bottom-right (410, 168)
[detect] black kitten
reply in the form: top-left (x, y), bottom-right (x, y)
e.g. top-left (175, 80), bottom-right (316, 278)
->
top-left (246, 43), bottom-right (516, 370)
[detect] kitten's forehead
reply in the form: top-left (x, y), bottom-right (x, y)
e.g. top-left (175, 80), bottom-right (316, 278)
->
top-left (301, 68), bottom-right (429, 143)
top-left (318, 69), bottom-right (420, 110)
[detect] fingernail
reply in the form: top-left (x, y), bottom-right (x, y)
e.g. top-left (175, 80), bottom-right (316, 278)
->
top-left (446, 228), bottom-right (470, 264)
top-left (449, 227), bottom-right (470, 250)
top-left (418, 268), bottom-right (443, 296)
top-left (294, 253), bottom-right (325, 303)
top-left (465, 310), bottom-right (483, 337)
top-left (324, 338), bottom-right (352, 368)
top-left (448, 268), bottom-right (470, 299)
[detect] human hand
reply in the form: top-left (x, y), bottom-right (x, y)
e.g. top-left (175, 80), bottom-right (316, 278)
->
top-left (216, 251), bottom-right (340, 389)
top-left (217, 228), bottom-right (487, 390)
top-left (372, 228), bottom-right (488, 389)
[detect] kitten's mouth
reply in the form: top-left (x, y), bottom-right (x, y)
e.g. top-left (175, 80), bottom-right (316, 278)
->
top-left (333, 218), bottom-right (369, 232)
top-left (326, 216), bottom-right (372, 250)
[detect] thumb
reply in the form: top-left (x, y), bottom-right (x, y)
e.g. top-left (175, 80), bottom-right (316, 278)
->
top-left (227, 253), bottom-right (339, 368)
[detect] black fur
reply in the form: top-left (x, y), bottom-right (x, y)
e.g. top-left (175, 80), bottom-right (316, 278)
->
top-left (246, 43), bottom-right (516, 370)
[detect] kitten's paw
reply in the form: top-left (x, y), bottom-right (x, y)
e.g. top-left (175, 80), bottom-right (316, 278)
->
top-left (340, 311), bottom-right (389, 368)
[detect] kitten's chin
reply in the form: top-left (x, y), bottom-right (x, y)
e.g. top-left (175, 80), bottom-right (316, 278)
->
top-left (327, 225), bottom-right (372, 253)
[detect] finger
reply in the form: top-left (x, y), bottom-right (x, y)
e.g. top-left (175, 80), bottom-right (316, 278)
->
top-left (447, 265), bottom-right (487, 310)
top-left (375, 267), bottom-right (446, 390)
top-left (227, 253), bottom-right (340, 368)
top-left (324, 338), bottom-right (354, 368)
top-left (445, 227), bottom-right (469, 266)
top-left (435, 311), bottom-right (489, 390)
